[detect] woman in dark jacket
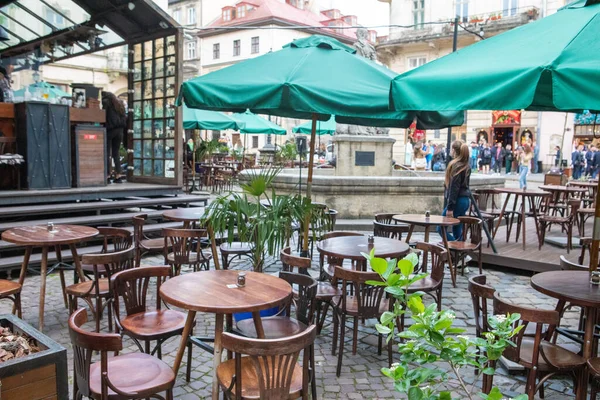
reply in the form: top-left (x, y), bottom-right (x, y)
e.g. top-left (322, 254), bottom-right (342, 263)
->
top-left (438, 140), bottom-right (471, 241)
top-left (102, 92), bottom-right (127, 183)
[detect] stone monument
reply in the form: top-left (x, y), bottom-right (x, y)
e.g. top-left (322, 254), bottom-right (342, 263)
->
top-left (333, 28), bottom-right (394, 176)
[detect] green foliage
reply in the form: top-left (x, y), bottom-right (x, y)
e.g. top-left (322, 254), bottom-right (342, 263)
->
top-left (195, 139), bottom-right (221, 162)
top-left (365, 251), bottom-right (526, 400)
top-left (276, 142), bottom-right (298, 165)
top-left (230, 147), bottom-right (244, 161)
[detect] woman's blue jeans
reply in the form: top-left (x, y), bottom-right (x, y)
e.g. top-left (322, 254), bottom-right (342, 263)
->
top-left (438, 196), bottom-right (470, 241)
top-left (519, 165), bottom-right (529, 188)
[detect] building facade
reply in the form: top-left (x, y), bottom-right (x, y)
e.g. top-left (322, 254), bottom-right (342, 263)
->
top-left (377, 0), bottom-right (573, 168)
top-left (168, 0), bottom-right (376, 155)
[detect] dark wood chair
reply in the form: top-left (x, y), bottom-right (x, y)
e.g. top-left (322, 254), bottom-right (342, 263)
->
top-left (163, 228), bottom-right (212, 275)
top-left (468, 275), bottom-right (496, 394)
top-left (66, 247), bottom-right (135, 332)
top-left (0, 280), bottom-right (21, 319)
top-left (133, 214), bottom-right (165, 268)
top-left (586, 358), bottom-right (600, 400)
top-left (219, 242), bottom-right (254, 270)
top-left (281, 247), bottom-right (341, 335)
top-left (217, 325), bottom-right (316, 400)
top-left (68, 308), bottom-right (175, 400)
top-left (303, 206), bottom-right (338, 258)
top-left (472, 189), bottom-right (508, 243)
top-left (80, 227), bottom-right (132, 278)
top-left (373, 220), bottom-right (410, 241)
top-left (493, 292), bottom-right (585, 400)
top-left (538, 199), bottom-right (581, 253)
top-left (447, 216), bottom-right (483, 277)
top-left (111, 266), bottom-right (190, 359)
top-left (331, 266), bottom-right (391, 377)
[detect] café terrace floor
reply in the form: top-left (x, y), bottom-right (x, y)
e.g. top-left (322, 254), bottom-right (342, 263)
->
top-left (3, 233), bottom-right (580, 400)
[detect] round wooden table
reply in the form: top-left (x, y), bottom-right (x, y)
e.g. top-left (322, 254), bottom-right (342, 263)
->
top-left (493, 188), bottom-right (550, 251)
top-left (531, 270), bottom-right (599, 400)
top-left (162, 207), bottom-right (205, 228)
top-left (160, 270), bottom-right (292, 400)
top-left (1, 225), bottom-right (98, 331)
top-left (392, 214), bottom-right (460, 287)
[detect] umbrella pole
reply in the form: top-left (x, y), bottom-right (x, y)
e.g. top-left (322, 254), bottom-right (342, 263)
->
top-left (301, 114), bottom-right (318, 256)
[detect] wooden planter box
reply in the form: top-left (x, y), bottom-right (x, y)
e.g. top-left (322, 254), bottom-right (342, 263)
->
top-left (0, 314), bottom-right (68, 400)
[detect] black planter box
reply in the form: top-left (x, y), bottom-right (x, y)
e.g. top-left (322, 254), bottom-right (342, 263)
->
top-left (0, 314), bottom-right (68, 400)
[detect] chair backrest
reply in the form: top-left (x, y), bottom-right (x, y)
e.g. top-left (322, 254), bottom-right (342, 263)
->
top-left (68, 308), bottom-right (123, 399)
top-left (333, 266), bottom-right (387, 318)
top-left (111, 266), bottom-right (171, 320)
top-left (473, 189), bottom-right (498, 212)
top-left (162, 228), bottom-right (209, 268)
top-left (493, 292), bottom-right (558, 365)
top-left (559, 255), bottom-right (588, 271)
top-left (457, 216), bottom-right (482, 245)
top-left (279, 271), bottom-right (317, 326)
top-left (374, 213), bottom-right (397, 224)
top-left (373, 220), bottom-right (409, 241)
top-left (81, 247), bottom-right (135, 285)
top-left (221, 325), bottom-right (316, 400)
top-left (566, 199), bottom-right (582, 220)
top-left (468, 275), bottom-right (495, 335)
top-left (97, 227), bottom-right (132, 253)
top-left (280, 247), bottom-right (311, 272)
top-left (415, 242), bottom-right (447, 282)
top-left (132, 213), bottom-right (148, 246)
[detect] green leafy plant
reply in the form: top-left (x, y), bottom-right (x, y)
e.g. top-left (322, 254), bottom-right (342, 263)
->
top-left (364, 250), bottom-right (527, 400)
top-left (276, 142), bottom-right (298, 166)
top-left (230, 147), bottom-right (244, 161)
top-left (195, 139), bottom-right (221, 162)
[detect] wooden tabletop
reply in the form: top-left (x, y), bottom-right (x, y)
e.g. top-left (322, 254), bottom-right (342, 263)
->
top-left (568, 181), bottom-right (598, 188)
top-left (160, 270), bottom-right (292, 313)
top-left (162, 207), bottom-right (205, 222)
top-left (1, 225), bottom-right (99, 246)
top-left (539, 185), bottom-right (587, 193)
top-left (317, 236), bottom-right (410, 261)
top-left (392, 214), bottom-right (460, 227)
top-left (494, 188), bottom-right (549, 196)
top-left (531, 271), bottom-right (600, 308)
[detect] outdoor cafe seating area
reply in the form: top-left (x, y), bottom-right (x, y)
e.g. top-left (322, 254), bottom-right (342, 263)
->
top-left (0, 183), bottom-right (599, 399)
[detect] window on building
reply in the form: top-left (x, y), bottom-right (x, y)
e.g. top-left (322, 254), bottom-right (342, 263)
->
top-left (503, 0), bottom-right (518, 16)
top-left (251, 36), bottom-right (260, 54)
top-left (408, 56), bottom-right (427, 70)
top-left (172, 9), bottom-right (180, 23)
top-left (187, 7), bottom-right (196, 24)
top-left (44, 7), bottom-right (68, 35)
top-left (213, 43), bottom-right (220, 59)
top-left (186, 41), bottom-right (196, 60)
top-left (455, 0), bottom-right (469, 23)
top-left (237, 5), bottom-right (246, 18)
top-left (233, 39), bottom-right (241, 56)
top-left (252, 136), bottom-right (259, 148)
top-left (413, 0), bottom-right (425, 29)
top-left (223, 8), bottom-right (232, 21)
top-left (286, 0), bottom-right (304, 9)
top-left (433, 129), bottom-right (440, 139)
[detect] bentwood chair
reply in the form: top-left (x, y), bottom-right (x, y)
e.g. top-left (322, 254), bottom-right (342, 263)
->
top-left (66, 247), bottom-right (135, 332)
top-left (538, 199), bottom-right (581, 253)
top-left (331, 266), bottom-right (391, 377)
top-left (217, 326), bottom-right (317, 400)
top-left (163, 228), bottom-right (212, 275)
top-left (69, 308), bottom-right (175, 400)
top-left (446, 216), bottom-right (483, 276)
top-left (0, 280), bottom-right (21, 318)
top-left (281, 247), bottom-right (342, 334)
top-left (133, 214), bottom-right (166, 268)
top-left (80, 227), bottom-right (132, 279)
top-left (493, 292), bottom-right (585, 400)
top-left (111, 266), bottom-right (189, 359)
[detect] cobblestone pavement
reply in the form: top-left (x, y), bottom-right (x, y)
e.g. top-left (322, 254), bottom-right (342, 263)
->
top-left (0, 231), bottom-right (580, 399)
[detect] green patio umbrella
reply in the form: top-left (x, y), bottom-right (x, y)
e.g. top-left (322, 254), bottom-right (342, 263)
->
top-left (232, 110), bottom-right (286, 134)
top-left (293, 116), bottom-right (336, 135)
top-left (390, 0), bottom-right (600, 112)
top-left (390, 0), bottom-right (600, 271)
top-left (182, 105), bottom-right (244, 131)
top-left (14, 81), bottom-right (70, 99)
top-left (178, 35), bottom-right (464, 254)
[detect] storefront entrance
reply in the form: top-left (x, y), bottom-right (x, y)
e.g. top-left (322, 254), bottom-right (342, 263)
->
top-left (493, 127), bottom-right (514, 147)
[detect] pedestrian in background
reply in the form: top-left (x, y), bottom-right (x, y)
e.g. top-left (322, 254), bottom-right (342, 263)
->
top-left (470, 142), bottom-right (479, 171)
top-left (572, 144), bottom-right (584, 179)
top-left (432, 144), bottom-right (447, 171)
top-left (519, 145), bottom-right (533, 189)
top-left (439, 140), bottom-right (471, 241)
top-left (555, 146), bottom-right (561, 167)
top-left (414, 141), bottom-right (427, 170)
top-left (492, 142), bottom-right (505, 174)
top-left (505, 144), bottom-right (513, 174)
top-left (479, 143), bottom-right (492, 174)
top-left (586, 145), bottom-right (595, 178)
top-left (532, 140), bottom-right (540, 173)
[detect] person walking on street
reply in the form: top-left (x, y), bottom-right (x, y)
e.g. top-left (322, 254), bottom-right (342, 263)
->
top-left (519, 145), bottom-right (533, 189)
top-left (505, 144), bottom-right (513, 174)
top-left (432, 144), bottom-right (447, 171)
top-left (480, 143), bottom-right (492, 174)
top-left (470, 142), bottom-right (479, 171)
top-left (572, 144), bottom-right (584, 179)
top-left (586, 146), bottom-right (597, 178)
top-left (492, 142), bottom-right (505, 174)
top-left (439, 140), bottom-right (471, 241)
top-left (414, 141), bottom-right (427, 170)
top-left (555, 146), bottom-right (561, 167)
top-left (425, 140), bottom-right (434, 171)
top-left (532, 141), bottom-right (540, 173)
top-left (593, 147), bottom-right (600, 179)
top-left (102, 91), bottom-right (127, 184)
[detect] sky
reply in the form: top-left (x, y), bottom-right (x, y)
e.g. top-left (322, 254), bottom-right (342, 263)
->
top-left (323, 0), bottom-right (390, 35)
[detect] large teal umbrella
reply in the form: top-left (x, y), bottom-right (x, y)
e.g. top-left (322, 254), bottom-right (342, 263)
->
top-left (390, 0), bottom-right (600, 270)
top-left (293, 116), bottom-right (336, 135)
top-left (14, 81), bottom-right (70, 99)
top-left (390, 0), bottom-right (600, 112)
top-left (232, 110), bottom-right (286, 134)
top-left (183, 105), bottom-right (244, 130)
